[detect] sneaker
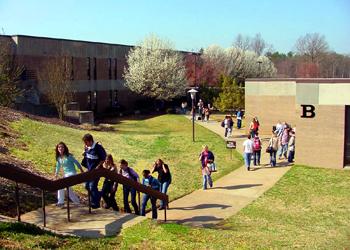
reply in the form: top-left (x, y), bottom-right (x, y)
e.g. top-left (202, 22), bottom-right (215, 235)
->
top-left (56, 203), bottom-right (64, 208)
top-left (247, 167), bottom-right (250, 171)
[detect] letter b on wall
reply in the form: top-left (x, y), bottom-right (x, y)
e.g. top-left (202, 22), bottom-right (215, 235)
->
top-left (301, 105), bottom-right (316, 118)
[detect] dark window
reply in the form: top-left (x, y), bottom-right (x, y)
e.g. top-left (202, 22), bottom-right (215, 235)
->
top-left (108, 58), bottom-right (112, 80)
top-left (93, 91), bottom-right (97, 111)
top-left (114, 58), bottom-right (118, 80)
top-left (110, 90), bottom-right (118, 108)
top-left (70, 57), bottom-right (74, 80)
top-left (87, 57), bottom-right (91, 80)
top-left (87, 91), bottom-right (92, 110)
top-left (93, 58), bottom-right (97, 80)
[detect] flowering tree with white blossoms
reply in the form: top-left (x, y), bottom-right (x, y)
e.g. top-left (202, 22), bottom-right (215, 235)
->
top-left (124, 35), bottom-right (187, 100)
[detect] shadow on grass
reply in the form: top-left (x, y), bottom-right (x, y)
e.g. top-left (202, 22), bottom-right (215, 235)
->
top-left (173, 203), bottom-right (231, 210)
top-left (0, 222), bottom-right (55, 236)
top-left (167, 215), bottom-right (222, 228)
top-left (211, 184), bottom-right (262, 190)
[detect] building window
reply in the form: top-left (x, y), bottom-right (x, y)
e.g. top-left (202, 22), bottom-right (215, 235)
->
top-left (114, 58), bottom-right (118, 80)
top-left (110, 90), bottom-right (118, 108)
top-left (87, 57), bottom-right (91, 80)
top-left (93, 91), bottom-right (97, 111)
top-left (87, 91), bottom-right (92, 110)
top-left (108, 58), bottom-right (112, 80)
top-left (93, 57), bottom-right (97, 80)
top-left (70, 56), bottom-right (74, 80)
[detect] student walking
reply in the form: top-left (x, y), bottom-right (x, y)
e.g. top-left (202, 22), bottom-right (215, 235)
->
top-left (279, 126), bottom-right (290, 159)
top-left (243, 135), bottom-right (254, 171)
top-left (268, 132), bottom-right (279, 167)
top-left (252, 134), bottom-right (262, 166)
top-left (101, 154), bottom-right (119, 211)
top-left (288, 131), bottom-right (296, 163)
top-left (249, 117), bottom-right (260, 138)
top-left (81, 133), bottom-right (107, 209)
top-left (141, 170), bottom-right (161, 219)
top-left (199, 145), bottom-right (215, 189)
top-left (54, 142), bottom-right (84, 207)
top-left (236, 109), bottom-right (243, 129)
top-left (119, 159), bottom-right (140, 215)
top-left (152, 159), bottom-right (171, 210)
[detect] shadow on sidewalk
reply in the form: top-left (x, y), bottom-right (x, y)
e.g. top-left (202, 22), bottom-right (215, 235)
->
top-left (211, 184), bottom-right (262, 190)
top-left (173, 203), bottom-right (231, 211)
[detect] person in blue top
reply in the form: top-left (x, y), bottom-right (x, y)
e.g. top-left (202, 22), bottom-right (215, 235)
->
top-left (54, 142), bottom-right (84, 207)
top-left (141, 169), bottom-right (160, 219)
top-left (81, 134), bottom-right (107, 209)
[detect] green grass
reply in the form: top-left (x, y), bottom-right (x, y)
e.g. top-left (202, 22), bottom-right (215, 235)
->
top-left (2, 165), bottom-right (350, 249)
top-left (9, 115), bottom-right (242, 203)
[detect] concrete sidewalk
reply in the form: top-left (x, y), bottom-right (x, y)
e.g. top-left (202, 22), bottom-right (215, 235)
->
top-left (152, 117), bottom-right (291, 227)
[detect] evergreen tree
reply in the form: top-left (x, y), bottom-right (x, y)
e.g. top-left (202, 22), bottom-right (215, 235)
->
top-left (213, 76), bottom-right (244, 112)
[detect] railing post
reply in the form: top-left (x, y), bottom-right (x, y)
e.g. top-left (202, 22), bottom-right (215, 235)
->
top-left (88, 189), bottom-right (91, 214)
top-left (137, 191), bottom-right (141, 211)
top-left (14, 182), bottom-right (20, 222)
top-left (66, 187), bottom-right (70, 222)
top-left (164, 199), bottom-right (167, 222)
top-left (42, 189), bottom-right (46, 227)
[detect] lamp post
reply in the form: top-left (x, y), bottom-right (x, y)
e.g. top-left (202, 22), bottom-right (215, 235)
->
top-left (188, 88), bottom-right (198, 142)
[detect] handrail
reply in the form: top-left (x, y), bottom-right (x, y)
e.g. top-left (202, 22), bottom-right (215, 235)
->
top-left (0, 163), bottom-right (168, 202)
top-left (0, 162), bottom-right (168, 225)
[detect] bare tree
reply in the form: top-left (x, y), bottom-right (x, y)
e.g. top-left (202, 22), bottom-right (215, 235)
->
top-left (250, 33), bottom-right (267, 56)
top-left (124, 34), bottom-right (187, 100)
top-left (295, 33), bottom-right (329, 63)
top-left (0, 39), bottom-right (23, 106)
top-left (38, 58), bottom-right (73, 119)
top-left (233, 34), bottom-right (251, 51)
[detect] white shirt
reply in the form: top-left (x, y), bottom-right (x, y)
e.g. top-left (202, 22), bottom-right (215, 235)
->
top-left (243, 139), bottom-right (254, 153)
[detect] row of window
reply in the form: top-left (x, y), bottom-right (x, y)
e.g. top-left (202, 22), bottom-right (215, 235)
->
top-left (86, 90), bottom-right (118, 111)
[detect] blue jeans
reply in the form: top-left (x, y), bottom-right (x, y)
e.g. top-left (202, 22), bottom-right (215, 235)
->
top-left (141, 194), bottom-right (157, 219)
top-left (288, 150), bottom-right (295, 162)
top-left (237, 119), bottom-right (242, 129)
top-left (279, 144), bottom-right (288, 158)
top-left (244, 153), bottom-right (252, 169)
top-left (203, 174), bottom-right (213, 190)
top-left (85, 178), bottom-right (101, 208)
top-left (270, 151), bottom-right (277, 166)
top-left (253, 150), bottom-right (261, 165)
top-left (160, 181), bottom-right (170, 208)
top-left (123, 186), bottom-right (139, 215)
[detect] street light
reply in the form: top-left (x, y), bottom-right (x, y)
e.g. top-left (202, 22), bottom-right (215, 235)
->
top-left (188, 88), bottom-right (198, 142)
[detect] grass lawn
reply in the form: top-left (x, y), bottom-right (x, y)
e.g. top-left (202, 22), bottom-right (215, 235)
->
top-left (9, 114), bottom-right (242, 204)
top-left (2, 165), bottom-right (350, 249)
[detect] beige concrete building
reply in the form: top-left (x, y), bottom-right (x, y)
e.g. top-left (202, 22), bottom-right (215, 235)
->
top-left (245, 78), bottom-right (350, 169)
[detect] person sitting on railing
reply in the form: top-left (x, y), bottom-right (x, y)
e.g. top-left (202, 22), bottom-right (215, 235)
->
top-left (54, 142), bottom-right (84, 208)
top-left (81, 133), bottom-right (107, 209)
top-left (141, 169), bottom-right (160, 219)
top-left (101, 154), bottom-right (119, 211)
top-left (119, 159), bottom-right (140, 215)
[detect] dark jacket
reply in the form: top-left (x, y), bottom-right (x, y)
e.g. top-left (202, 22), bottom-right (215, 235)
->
top-left (81, 142), bottom-right (107, 171)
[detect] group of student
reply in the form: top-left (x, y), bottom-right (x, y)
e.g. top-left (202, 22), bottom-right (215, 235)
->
top-left (54, 133), bottom-right (171, 219)
top-left (242, 119), bottom-right (296, 170)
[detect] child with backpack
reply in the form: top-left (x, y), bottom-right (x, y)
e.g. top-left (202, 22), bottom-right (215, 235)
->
top-left (253, 134), bottom-right (262, 166)
top-left (119, 159), bottom-right (140, 215)
top-left (141, 169), bottom-right (161, 219)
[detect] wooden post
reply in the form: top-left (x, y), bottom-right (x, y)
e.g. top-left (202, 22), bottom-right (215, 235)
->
top-left (164, 200), bottom-right (167, 222)
top-left (42, 189), bottom-right (46, 227)
top-left (15, 182), bottom-right (20, 222)
top-left (66, 187), bottom-right (70, 222)
top-left (88, 189), bottom-right (91, 214)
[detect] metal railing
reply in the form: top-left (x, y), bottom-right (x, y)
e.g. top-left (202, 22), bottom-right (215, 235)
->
top-left (0, 162), bottom-right (169, 226)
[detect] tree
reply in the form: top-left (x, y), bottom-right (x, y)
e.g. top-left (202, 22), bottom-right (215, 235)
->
top-left (38, 58), bottom-right (73, 119)
top-left (295, 33), bottom-right (329, 62)
top-left (0, 39), bottom-right (23, 106)
top-left (124, 34), bottom-right (187, 100)
top-left (250, 33), bottom-right (268, 56)
top-left (233, 34), bottom-right (251, 51)
top-left (213, 76), bottom-right (244, 112)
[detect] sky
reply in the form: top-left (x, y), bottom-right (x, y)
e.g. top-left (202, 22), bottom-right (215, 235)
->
top-left (0, 0), bottom-right (349, 54)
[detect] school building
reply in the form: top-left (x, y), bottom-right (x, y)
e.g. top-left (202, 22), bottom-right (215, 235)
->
top-left (0, 34), bottom-right (198, 116)
top-left (245, 78), bottom-right (350, 169)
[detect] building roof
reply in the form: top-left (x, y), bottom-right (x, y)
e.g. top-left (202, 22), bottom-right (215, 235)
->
top-left (246, 78), bottom-right (350, 83)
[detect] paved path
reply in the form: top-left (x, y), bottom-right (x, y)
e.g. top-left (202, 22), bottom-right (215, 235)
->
top-left (151, 117), bottom-right (292, 227)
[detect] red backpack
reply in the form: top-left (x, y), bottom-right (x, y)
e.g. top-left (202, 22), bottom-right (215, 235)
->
top-left (253, 137), bottom-right (261, 151)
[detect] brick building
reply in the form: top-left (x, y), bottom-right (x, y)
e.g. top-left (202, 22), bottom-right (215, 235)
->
top-left (245, 78), bottom-right (350, 169)
top-left (0, 34), bottom-right (198, 115)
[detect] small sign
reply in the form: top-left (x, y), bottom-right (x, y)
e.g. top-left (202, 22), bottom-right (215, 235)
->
top-left (226, 140), bottom-right (236, 149)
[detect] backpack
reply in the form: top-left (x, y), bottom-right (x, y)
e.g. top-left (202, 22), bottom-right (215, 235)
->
top-left (253, 137), bottom-right (261, 151)
top-left (149, 176), bottom-right (161, 191)
top-left (125, 167), bottom-right (138, 181)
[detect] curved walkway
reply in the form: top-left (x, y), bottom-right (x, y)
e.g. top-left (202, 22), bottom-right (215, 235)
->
top-left (152, 117), bottom-right (291, 227)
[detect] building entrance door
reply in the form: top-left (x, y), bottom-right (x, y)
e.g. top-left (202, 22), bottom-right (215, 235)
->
top-left (345, 106), bottom-right (350, 166)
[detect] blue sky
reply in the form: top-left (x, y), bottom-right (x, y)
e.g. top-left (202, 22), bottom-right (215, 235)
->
top-left (0, 0), bottom-right (349, 53)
